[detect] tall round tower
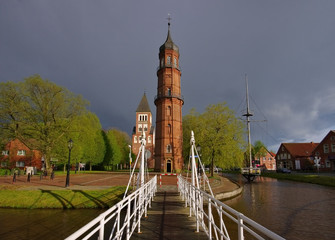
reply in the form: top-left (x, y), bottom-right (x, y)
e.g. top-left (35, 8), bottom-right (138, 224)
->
top-left (154, 21), bottom-right (184, 173)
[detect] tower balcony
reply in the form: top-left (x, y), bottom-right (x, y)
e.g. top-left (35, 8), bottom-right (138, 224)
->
top-left (154, 93), bottom-right (184, 104)
top-left (156, 63), bottom-right (181, 72)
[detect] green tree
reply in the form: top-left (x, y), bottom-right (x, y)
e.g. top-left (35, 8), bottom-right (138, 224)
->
top-left (0, 75), bottom-right (87, 173)
top-left (104, 128), bottom-right (131, 170)
top-left (183, 102), bottom-right (246, 177)
top-left (252, 140), bottom-right (267, 162)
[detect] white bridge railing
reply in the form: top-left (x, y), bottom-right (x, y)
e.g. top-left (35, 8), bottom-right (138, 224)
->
top-left (178, 175), bottom-right (285, 240)
top-left (65, 175), bottom-right (157, 240)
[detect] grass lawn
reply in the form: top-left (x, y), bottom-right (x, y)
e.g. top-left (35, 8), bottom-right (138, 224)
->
top-left (0, 186), bottom-right (126, 209)
top-left (262, 172), bottom-right (335, 187)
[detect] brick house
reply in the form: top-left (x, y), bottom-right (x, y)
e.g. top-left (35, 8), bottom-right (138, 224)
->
top-left (275, 142), bottom-right (318, 171)
top-left (1, 139), bottom-right (43, 170)
top-left (255, 149), bottom-right (276, 171)
top-left (312, 130), bottom-right (335, 171)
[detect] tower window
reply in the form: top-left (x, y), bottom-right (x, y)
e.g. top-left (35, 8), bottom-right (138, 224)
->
top-left (148, 136), bottom-right (151, 143)
top-left (167, 56), bottom-right (171, 65)
top-left (144, 124), bottom-right (148, 132)
top-left (134, 136), bottom-right (137, 143)
top-left (167, 106), bottom-right (171, 116)
top-left (174, 57), bottom-right (177, 67)
top-left (166, 144), bottom-right (172, 153)
top-left (167, 88), bottom-right (171, 96)
top-left (168, 124), bottom-right (171, 134)
top-left (138, 124), bottom-right (142, 132)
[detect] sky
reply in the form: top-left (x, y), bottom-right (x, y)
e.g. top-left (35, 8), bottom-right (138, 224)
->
top-left (1, 0), bottom-right (335, 152)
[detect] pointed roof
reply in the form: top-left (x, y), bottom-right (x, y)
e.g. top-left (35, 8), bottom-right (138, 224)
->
top-left (136, 93), bottom-right (151, 113)
top-left (159, 22), bottom-right (179, 53)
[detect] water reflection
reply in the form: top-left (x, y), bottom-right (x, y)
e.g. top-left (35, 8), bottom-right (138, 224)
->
top-left (0, 208), bottom-right (103, 240)
top-left (223, 174), bottom-right (335, 240)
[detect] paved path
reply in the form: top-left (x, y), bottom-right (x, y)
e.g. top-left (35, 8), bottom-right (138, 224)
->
top-left (131, 185), bottom-right (208, 240)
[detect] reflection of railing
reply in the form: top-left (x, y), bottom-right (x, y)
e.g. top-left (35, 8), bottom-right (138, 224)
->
top-left (65, 175), bottom-right (157, 240)
top-left (156, 63), bottom-right (181, 71)
top-left (154, 93), bottom-right (184, 102)
top-left (178, 175), bottom-right (285, 240)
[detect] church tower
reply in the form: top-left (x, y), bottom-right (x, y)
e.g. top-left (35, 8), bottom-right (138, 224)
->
top-left (154, 21), bottom-right (183, 173)
top-left (132, 93), bottom-right (155, 168)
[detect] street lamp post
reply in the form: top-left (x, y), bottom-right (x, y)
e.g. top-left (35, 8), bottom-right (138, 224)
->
top-left (65, 139), bottom-right (73, 188)
top-left (128, 145), bottom-right (132, 176)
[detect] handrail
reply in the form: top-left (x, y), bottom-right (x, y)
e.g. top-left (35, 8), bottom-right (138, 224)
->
top-left (65, 175), bottom-right (157, 240)
top-left (178, 175), bottom-right (285, 240)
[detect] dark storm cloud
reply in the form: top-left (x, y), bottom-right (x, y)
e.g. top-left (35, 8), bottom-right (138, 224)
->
top-left (1, 0), bottom-right (335, 151)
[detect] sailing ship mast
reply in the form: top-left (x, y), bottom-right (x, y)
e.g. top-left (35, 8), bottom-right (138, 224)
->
top-left (243, 74), bottom-right (253, 168)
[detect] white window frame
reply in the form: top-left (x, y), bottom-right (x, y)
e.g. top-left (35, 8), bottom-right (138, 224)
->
top-left (134, 136), bottom-right (137, 143)
top-left (148, 136), bottom-right (151, 143)
top-left (2, 150), bottom-right (9, 156)
top-left (17, 150), bottom-right (26, 156)
top-left (16, 161), bottom-right (25, 167)
top-left (324, 144), bottom-right (329, 153)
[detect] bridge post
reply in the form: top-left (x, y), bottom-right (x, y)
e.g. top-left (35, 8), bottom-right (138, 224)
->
top-left (99, 215), bottom-right (105, 240)
top-left (238, 213), bottom-right (244, 240)
top-left (208, 198), bottom-right (212, 239)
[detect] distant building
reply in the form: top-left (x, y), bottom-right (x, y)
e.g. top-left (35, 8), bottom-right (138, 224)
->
top-left (312, 130), bottom-right (335, 171)
top-left (275, 142), bottom-right (318, 171)
top-left (0, 139), bottom-right (43, 170)
top-left (254, 148), bottom-right (276, 171)
top-left (131, 93), bottom-right (155, 169)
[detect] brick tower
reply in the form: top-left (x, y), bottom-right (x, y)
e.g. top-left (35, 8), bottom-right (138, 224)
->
top-left (154, 21), bottom-right (184, 173)
top-left (132, 93), bottom-right (155, 169)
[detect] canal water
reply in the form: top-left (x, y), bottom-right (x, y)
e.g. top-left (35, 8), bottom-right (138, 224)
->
top-left (222, 174), bottom-right (335, 240)
top-left (0, 176), bottom-right (334, 240)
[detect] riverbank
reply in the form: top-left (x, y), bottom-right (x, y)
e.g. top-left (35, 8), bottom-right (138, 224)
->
top-left (261, 172), bottom-right (335, 187)
top-left (0, 186), bottom-right (125, 209)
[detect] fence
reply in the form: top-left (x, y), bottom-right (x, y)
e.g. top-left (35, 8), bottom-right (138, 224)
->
top-left (65, 175), bottom-right (157, 240)
top-left (178, 175), bottom-right (285, 240)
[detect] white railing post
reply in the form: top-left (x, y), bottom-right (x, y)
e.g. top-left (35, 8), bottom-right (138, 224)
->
top-left (238, 213), bottom-right (244, 240)
top-left (126, 198), bottom-right (131, 240)
top-left (208, 198), bottom-right (212, 239)
top-left (196, 190), bottom-right (199, 232)
top-left (99, 215), bottom-right (105, 240)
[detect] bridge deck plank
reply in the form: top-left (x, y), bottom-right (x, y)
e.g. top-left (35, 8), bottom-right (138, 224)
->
top-left (131, 185), bottom-right (208, 240)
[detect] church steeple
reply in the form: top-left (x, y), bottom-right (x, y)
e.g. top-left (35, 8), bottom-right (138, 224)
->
top-left (159, 17), bottom-right (179, 54)
top-left (136, 93), bottom-right (151, 113)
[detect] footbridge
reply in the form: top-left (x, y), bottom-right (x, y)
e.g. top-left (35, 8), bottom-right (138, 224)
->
top-left (66, 132), bottom-right (285, 240)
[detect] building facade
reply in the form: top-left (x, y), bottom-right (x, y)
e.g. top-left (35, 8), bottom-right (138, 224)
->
top-left (154, 22), bottom-right (184, 172)
top-left (131, 93), bottom-right (155, 168)
top-left (1, 139), bottom-right (42, 170)
top-left (312, 130), bottom-right (335, 171)
top-left (254, 148), bottom-right (276, 171)
top-left (275, 142), bottom-right (318, 171)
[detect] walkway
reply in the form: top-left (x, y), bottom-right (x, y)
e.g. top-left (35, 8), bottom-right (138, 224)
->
top-left (131, 184), bottom-right (208, 240)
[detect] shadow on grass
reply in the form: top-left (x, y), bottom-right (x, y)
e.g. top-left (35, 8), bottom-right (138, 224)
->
top-left (40, 190), bottom-right (75, 209)
top-left (35, 188), bottom-right (125, 209)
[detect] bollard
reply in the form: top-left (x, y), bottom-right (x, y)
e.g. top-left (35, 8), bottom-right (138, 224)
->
top-left (12, 172), bottom-right (16, 183)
